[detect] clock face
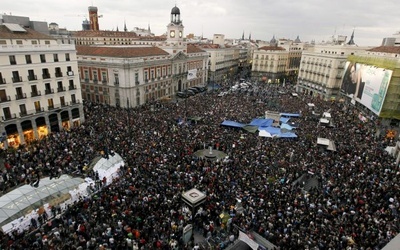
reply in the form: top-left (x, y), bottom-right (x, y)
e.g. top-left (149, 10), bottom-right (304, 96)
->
top-left (179, 31), bottom-right (182, 38)
top-left (170, 31), bottom-right (175, 38)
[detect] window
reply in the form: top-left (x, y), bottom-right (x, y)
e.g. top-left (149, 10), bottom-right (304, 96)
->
top-left (114, 73), bottom-right (119, 85)
top-left (144, 71), bottom-right (148, 81)
top-left (65, 53), bottom-right (70, 61)
top-left (19, 104), bottom-right (27, 116)
top-left (45, 83), bottom-right (51, 94)
top-left (0, 89), bottom-right (7, 102)
top-left (53, 54), bottom-right (59, 62)
top-left (57, 81), bottom-right (64, 92)
top-left (45, 41), bottom-right (50, 45)
top-left (48, 98), bottom-right (54, 109)
top-left (16, 40), bottom-right (22, 45)
top-left (9, 55), bottom-right (16, 65)
top-left (101, 72), bottom-right (107, 83)
top-left (60, 96), bottom-right (65, 106)
top-left (34, 101), bottom-right (41, 112)
top-left (25, 55), bottom-right (32, 64)
top-left (15, 87), bottom-right (24, 99)
top-left (31, 85), bottom-right (38, 97)
top-left (55, 67), bottom-right (62, 77)
top-left (31, 40), bottom-right (37, 45)
top-left (42, 68), bottom-right (50, 79)
top-left (0, 72), bottom-right (4, 84)
top-left (135, 73), bottom-right (139, 84)
top-left (71, 94), bottom-right (76, 103)
top-left (12, 71), bottom-right (21, 83)
top-left (40, 54), bottom-right (46, 63)
top-left (3, 107), bottom-right (11, 119)
top-left (93, 71), bottom-right (98, 82)
top-left (69, 79), bottom-right (74, 90)
top-left (84, 71), bottom-right (89, 82)
top-left (0, 40), bottom-right (6, 45)
top-left (28, 70), bottom-right (36, 81)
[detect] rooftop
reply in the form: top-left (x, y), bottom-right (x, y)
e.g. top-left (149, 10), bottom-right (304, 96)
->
top-left (367, 46), bottom-right (400, 54)
top-left (0, 25), bottom-right (53, 40)
top-left (259, 46), bottom-right (286, 51)
top-left (76, 45), bottom-right (170, 58)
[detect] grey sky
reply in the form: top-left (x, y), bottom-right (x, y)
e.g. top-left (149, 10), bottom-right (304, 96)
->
top-left (1, 0), bottom-right (399, 46)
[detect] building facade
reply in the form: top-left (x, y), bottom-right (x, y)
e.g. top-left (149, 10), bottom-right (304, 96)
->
top-left (0, 24), bottom-right (84, 148)
top-left (251, 46), bottom-right (289, 83)
top-left (296, 38), bottom-right (369, 100)
top-left (77, 6), bottom-right (208, 108)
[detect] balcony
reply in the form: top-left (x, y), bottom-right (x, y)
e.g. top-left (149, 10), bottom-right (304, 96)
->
top-left (48, 105), bottom-right (55, 110)
top-left (57, 86), bottom-right (66, 92)
top-left (12, 76), bottom-right (22, 83)
top-left (93, 79), bottom-right (98, 84)
top-left (15, 93), bottom-right (27, 100)
top-left (36, 107), bottom-right (44, 113)
top-left (69, 85), bottom-right (77, 90)
top-left (0, 95), bottom-right (11, 103)
top-left (31, 90), bottom-right (41, 97)
top-left (70, 99), bottom-right (80, 105)
top-left (114, 80), bottom-right (119, 85)
top-left (55, 72), bottom-right (63, 78)
top-left (27, 75), bottom-right (37, 81)
top-left (84, 78), bottom-right (89, 83)
top-left (2, 113), bottom-right (16, 121)
top-left (45, 88), bottom-right (54, 95)
top-left (135, 81), bottom-right (140, 85)
top-left (42, 74), bottom-right (51, 79)
top-left (0, 78), bottom-right (6, 84)
top-left (67, 71), bottom-right (74, 76)
top-left (102, 80), bottom-right (107, 85)
top-left (61, 102), bottom-right (69, 107)
top-left (19, 111), bottom-right (29, 117)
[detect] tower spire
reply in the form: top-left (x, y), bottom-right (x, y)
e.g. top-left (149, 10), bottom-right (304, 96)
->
top-left (124, 20), bottom-right (127, 32)
top-left (347, 29), bottom-right (355, 45)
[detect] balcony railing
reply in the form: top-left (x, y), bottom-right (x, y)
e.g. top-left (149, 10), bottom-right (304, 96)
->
top-left (114, 80), bottom-right (119, 85)
top-left (48, 105), bottom-right (55, 110)
top-left (84, 78), bottom-right (89, 83)
top-left (93, 79), bottom-right (98, 84)
top-left (71, 99), bottom-right (80, 105)
top-left (135, 81), bottom-right (140, 85)
top-left (31, 90), bottom-right (41, 97)
top-left (61, 102), bottom-right (69, 107)
top-left (57, 86), bottom-right (66, 92)
top-left (45, 88), bottom-right (54, 95)
top-left (69, 85), bottom-right (77, 90)
top-left (102, 80), bottom-right (107, 85)
top-left (2, 113), bottom-right (16, 121)
top-left (19, 111), bottom-right (29, 117)
top-left (0, 78), bottom-right (6, 84)
top-left (28, 75), bottom-right (37, 81)
top-left (36, 107), bottom-right (44, 113)
top-left (12, 76), bottom-right (22, 83)
top-left (0, 95), bottom-right (11, 103)
top-left (42, 74), bottom-right (51, 79)
top-left (15, 93), bottom-right (27, 100)
top-left (55, 72), bottom-right (63, 77)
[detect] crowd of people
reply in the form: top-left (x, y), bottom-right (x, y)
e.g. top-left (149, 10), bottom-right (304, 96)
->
top-left (0, 82), bottom-right (399, 250)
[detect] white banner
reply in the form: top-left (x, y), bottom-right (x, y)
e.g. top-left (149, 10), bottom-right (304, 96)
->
top-left (238, 231), bottom-right (259, 250)
top-left (187, 69), bottom-right (197, 80)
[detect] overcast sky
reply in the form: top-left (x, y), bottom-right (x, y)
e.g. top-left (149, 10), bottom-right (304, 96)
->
top-left (2, 0), bottom-right (399, 46)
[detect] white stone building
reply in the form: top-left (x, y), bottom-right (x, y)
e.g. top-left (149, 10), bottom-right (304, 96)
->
top-left (0, 24), bottom-right (84, 148)
top-left (296, 35), bottom-right (370, 99)
top-left (77, 5), bottom-right (209, 108)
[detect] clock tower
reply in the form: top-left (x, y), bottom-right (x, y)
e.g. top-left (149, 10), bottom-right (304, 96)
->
top-left (167, 5), bottom-right (184, 42)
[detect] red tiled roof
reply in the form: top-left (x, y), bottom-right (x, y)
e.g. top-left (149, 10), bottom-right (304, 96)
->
top-left (0, 25), bottom-right (53, 40)
top-left (367, 46), bottom-right (400, 54)
top-left (259, 46), bottom-right (286, 51)
top-left (73, 30), bottom-right (138, 38)
top-left (76, 46), bottom-right (170, 58)
top-left (187, 44), bottom-right (206, 53)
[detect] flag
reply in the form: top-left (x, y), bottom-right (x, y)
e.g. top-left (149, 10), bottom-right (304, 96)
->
top-left (187, 69), bottom-right (197, 80)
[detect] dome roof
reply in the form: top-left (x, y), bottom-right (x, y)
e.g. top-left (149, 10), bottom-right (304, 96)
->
top-left (171, 6), bottom-right (180, 15)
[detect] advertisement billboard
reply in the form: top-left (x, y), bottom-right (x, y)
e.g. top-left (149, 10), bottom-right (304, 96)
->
top-left (341, 62), bottom-right (392, 115)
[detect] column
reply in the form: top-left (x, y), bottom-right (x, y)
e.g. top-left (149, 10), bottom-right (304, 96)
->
top-left (32, 118), bottom-right (39, 140)
top-left (16, 122), bottom-right (25, 145)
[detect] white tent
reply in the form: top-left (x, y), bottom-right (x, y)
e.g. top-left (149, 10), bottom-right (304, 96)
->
top-left (93, 153), bottom-right (124, 185)
top-left (0, 175), bottom-right (86, 233)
